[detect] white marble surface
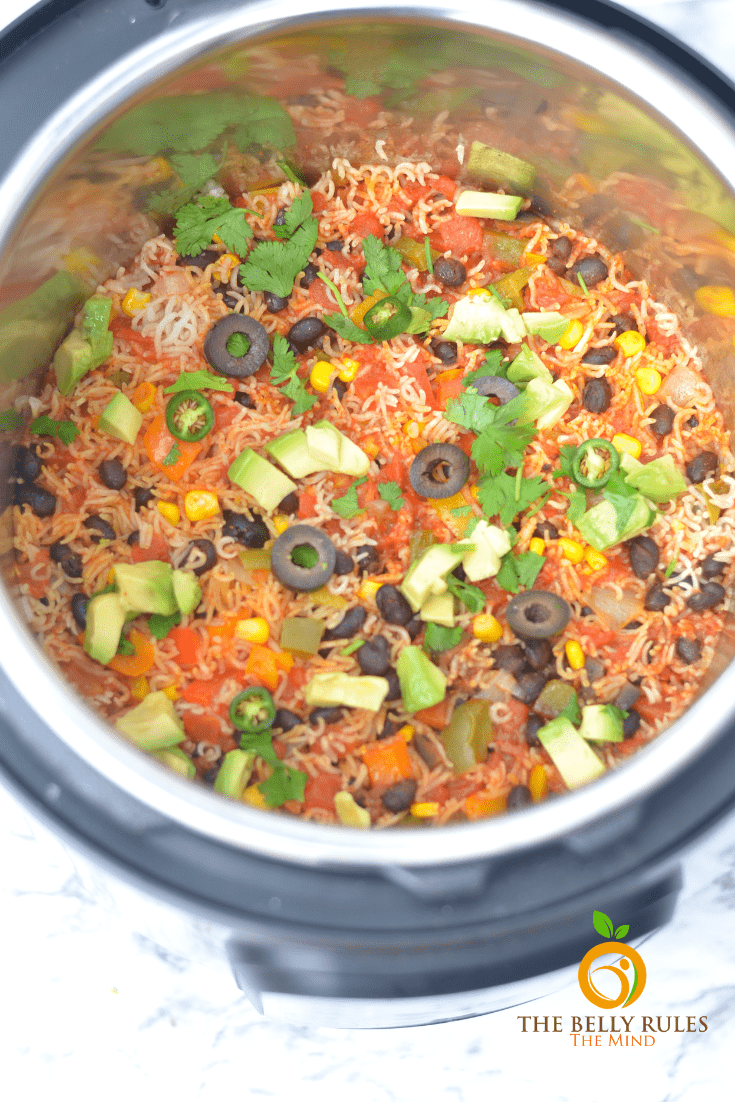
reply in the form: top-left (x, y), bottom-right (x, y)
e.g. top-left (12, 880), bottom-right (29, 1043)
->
top-left (2, 1), bottom-right (735, 1099)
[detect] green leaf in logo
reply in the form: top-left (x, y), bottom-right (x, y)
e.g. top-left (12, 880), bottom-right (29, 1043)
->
top-left (592, 910), bottom-right (614, 939)
top-left (614, 924), bottom-right (630, 940)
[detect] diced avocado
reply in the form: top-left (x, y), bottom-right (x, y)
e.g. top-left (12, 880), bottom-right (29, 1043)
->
top-left (83, 591), bottom-right (127, 665)
top-left (214, 748), bottom-right (256, 797)
top-left (307, 420), bottom-right (370, 477)
top-left (0, 271), bottom-right (85, 384)
top-left (537, 715), bottom-right (606, 788)
top-left (99, 391), bottom-right (143, 444)
top-left (521, 311), bottom-right (569, 343)
top-left (499, 307), bottom-right (528, 344)
top-left (305, 421), bottom-right (341, 470)
top-left (467, 141), bottom-right (536, 193)
top-left (172, 569), bottom-right (201, 616)
top-left (458, 519), bottom-right (511, 582)
top-left (53, 330), bottom-right (93, 396)
top-left (578, 704), bottom-right (624, 743)
top-left (334, 790), bottom-right (371, 828)
top-left (115, 690), bottom-right (185, 751)
top-left (304, 671), bottom-right (389, 712)
top-left (455, 190), bottom-right (523, 221)
top-left (54, 296), bottom-right (113, 395)
top-left (280, 616), bottom-right (326, 657)
top-left (228, 447), bottom-right (297, 514)
top-left (396, 646), bottom-right (447, 713)
top-left (516, 377), bottom-right (573, 430)
top-left (506, 344), bottom-right (553, 387)
top-left (400, 543), bottom-right (468, 611)
top-left (81, 296), bottom-right (113, 363)
top-left (443, 293), bottom-right (507, 344)
top-left (114, 561), bottom-right (177, 616)
top-left (420, 590), bottom-right (455, 627)
top-left (624, 453), bottom-right (687, 503)
top-left (576, 494), bottom-right (653, 551)
top-left (265, 428), bottom-right (323, 478)
top-left (154, 746), bottom-right (196, 778)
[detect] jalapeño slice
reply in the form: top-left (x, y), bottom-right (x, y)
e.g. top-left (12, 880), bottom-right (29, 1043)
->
top-left (229, 686), bottom-right (276, 735)
top-left (165, 389), bottom-right (214, 442)
top-left (363, 295), bottom-right (411, 340)
top-left (572, 438), bottom-right (620, 488)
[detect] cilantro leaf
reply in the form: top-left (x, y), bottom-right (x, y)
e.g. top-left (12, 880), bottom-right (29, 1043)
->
top-left (227, 332), bottom-right (250, 358)
top-left (174, 195), bottom-right (253, 257)
top-left (445, 573), bottom-right (486, 613)
top-left (516, 550), bottom-right (546, 589)
top-left (162, 443), bottom-right (181, 467)
top-left (559, 692), bottom-right (582, 726)
top-left (117, 636), bottom-right (135, 656)
top-left (332, 478), bottom-right (367, 519)
top-left (239, 217), bottom-right (318, 298)
top-left (148, 611), bottom-right (182, 639)
top-left (361, 234), bottom-right (407, 296)
top-left (556, 444), bottom-right (578, 480)
top-left (269, 334), bottom-right (318, 415)
top-left (378, 481), bottom-right (405, 510)
top-left (407, 291), bottom-right (449, 323)
top-left (566, 487), bottom-right (587, 525)
top-left (0, 410), bottom-right (23, 431)
top-left (323, 311), bottom-right (373, 344)
top-left (29, 415), bottom-right (78, 446)
top-left (470, 399), bottom-right (536, 477)
top-left (476, 471), bottom-right (546, 527)
top-left (273, 191), bottom-right (313, 240)
top-left (164, 370), bottom-right (234, 395)
top-left (148, 152), bottom-right (221, 215)
top-left (496, 553), bottom-right (519, 593)
top-left (445, 388), bottom-right (497, 435)
top-left (424, 622), bottom-right (463, 652)
top-left (277, 159), bottom-right (307, 185)
top-left (259, 765), bottom-right (308, 807)
top-left (237, 730), bottom-right (280, 770)
top-left (464, 348), bottom-right (506, 386)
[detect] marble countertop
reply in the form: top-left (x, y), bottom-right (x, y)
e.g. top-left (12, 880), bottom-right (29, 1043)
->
top-left (2, 2), bottom-right (735, 1099)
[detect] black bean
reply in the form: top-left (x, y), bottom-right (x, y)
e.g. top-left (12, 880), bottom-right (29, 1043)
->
top-left (98, 458), bottom-right (127, 490)
top-left (577, 193), bottom-right (614, 224)
top-left (221, 510), bottom-right (269, 548)
top-left (512, 670), bottom-right (548, 705)
top-left (433, 257), bottom-right (466, 287)
top-left (299, 263), bottom-right (318, 288)
top-left (355, 544), bottom-right (380, 575)
top-left (378, 715), bottom-right (400, 741)
top-left (624, 620), bottom-right (642, 631)
top-left (672, 266), bottom-right (707, 295)
top-left (264, 291), bottom-right (289, 313)
top-left (686, 414), bottom-right (699, 430)
top-left (649, 404), bottom-right (675, 437)
top-left (234, 390), bottom-right (255, 409)
top-left (323, 606), bottom-right (368, 640)
top-left (70, 593), bottom-right (89, 630)
top-left (568, 254), bottom-right (609, 288)
top-left (277, 492), bottom-right (299, 516)
top-left (83, 515), bottom-right (116, 543)
top-left (309, 707), bottom-right (343, 725)
top-left (326, 239), bottom-right (343, 252)
top-left (13, 445), bottom-right (41, 482)
top-left (687, 582), bottom-right (725, 611)
top-left (507, 784), bottom-right (532, 810)
top-left (334, 549), bottom-right (354, 575)
top-left (127, 531), bottom-right (139, 546)
top-left (406, 615), bottom-right (423, 640)
top-left (50, 541), bottom-right (83, 578)
top-left (414, 732), bottom-right (440, 767)
top-left (585, 657), bottom-right (605, 682)
top-left (676, 637), bottom-right (702, 664)
top-left (609, 312), bottom-right (637, 336)
top-left (133, 486), bottom-right (154, 511)
top-left (382, 779), bottom-right (418, 812)
top-left (582, 345), bottom-right (616, 365)
top-left (546, 256), bottom-right (567, 276)
top-left (15, 483), bottom-right (56, 517)
top-left (686, 451), bottom-right (718, 484)
top-left (179, 539), bottom-right (216, 575)
top-left (273, 708), bottom-right (301, 732)
top-left (614, 681), bottom-right (641, 711)
top-left (644, 584), bottom-right (671, 612)
top-left (701, 554), bottom-right (726, 579)
top-left (384, 669), bottom-right (401, 701)
top-left (524, 637), bottom-right (552, 670)
top-left (628, 536), bottom-right (659, 579)
top-left (581, 376), bottom-right (612, 414)
top-left (533, 520), bottom-right (559, 541)
top-left (332, 378), bottom-right (348, 402)
top-left (177, 249), bottom-right (220, 269)
top-left (375, 584), bottom-right (412, 626)
top-left (429, 338), bottom-right (458, 364)
top-left (551, 236), bottom-right (572, 260)
top-left (623, 709), bottom-right (641, 739)
top-left (273, 207), bottom-right (287, 227)
top-left (356, 636), bottom-right (391, 676)
top-left (287, 316), bottom-right (326, 352)
top-left (525, 713), bottom-right (543, 747)
top-left (493, 644), bottom-right (527, 676)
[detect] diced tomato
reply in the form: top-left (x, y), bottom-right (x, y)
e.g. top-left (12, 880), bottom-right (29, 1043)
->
top-left (438, 215), bottom-right (483, 255)
top-left (432, 175), bottom-right (456, 200)
top-left (14, 553), bottom-right (50, 599)
top-left (130, 532), bottom-right (169, 563)
top-left (424, 783), bottom-right (450, 804)
top-left (435, 368), bottom-right (464, 409)
top-left (377, 453), bottom-right (406, 488)
top-left (169, 625), bottom-right (199, 667)
top-left (60, 658), bottom-right (108, 697)
top-left (309, 278), bottom-right (336, 309)
top-left (303, 773), bottom-right (343, 812)
top-left (111, 317), bottom-right (156, 361)
top-left (342, 96), bottom-right (381, 124)
top-left (455, 432), bottom-right (474, 457)
top-left (287, 664), bottom-right (308, 693)
top-left (182, 676), bottom-right (228, 707)
top-left (414, 698), bottom-right (452, 729)
top-left (352, 210), bottom-right (384, 239)
top-left (298, 487), bottom-right (318, 518)
top-left (310, 189), bottom-right (328, 212)
top-left (400, 181), bottom-right (431, 207)
top-left (272, 738), bottom-right (287, 761)
top-left (496, 698), bottom-right (529, 731)
top-left (532, 272), bottom-right (576, 310)
top-left (213, 402), bottom-right (240, 431)
top-left (183, 712), bottom-right (222, 743)
top-left (353, 363), bottom-right (394, 402)
top-left (402, 356), bottom-right (437, 408)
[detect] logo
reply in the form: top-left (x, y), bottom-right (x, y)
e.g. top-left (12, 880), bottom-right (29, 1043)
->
top-left (577, 911), bottom-right (647, 1009)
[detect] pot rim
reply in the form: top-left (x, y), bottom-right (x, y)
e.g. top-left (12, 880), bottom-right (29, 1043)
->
top-left (2, 0), bottom-right (735, 868)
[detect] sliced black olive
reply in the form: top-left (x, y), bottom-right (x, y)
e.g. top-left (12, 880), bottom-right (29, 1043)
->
top-left (15, 483), bottom-right (56, 517)
top-left (133, 486), bottom-right (154, 511)
top-left (506, 591), bottom-right (571, 640)
top-left (493, 644), bottom-right (527, 675)
top-left (203, 314), bottom-right (269, 378)
top-left (429, 339), bottom-right (458, 364)
top-left (568, 255), bottom-right (608, 288)
top-left (70, 592), bottom-right (89, 630)
top-left (644, 584), bottom-right (671, 612)
top-left (356, 636), bottom-right (391, 676)
top-left (409, 443), bottom-right (469, 499)
top-left (628, 536), bottom-right (659, 579)
top-left (507, 784), bottom-right (532, 810)
top-left (406, 615), bottom-right (422, 640)
top-left (177, 249), bottom-right (220, 269)
top-left (687, 582), bottom-right (725, 611)
top-left (273, 207), bottom-right (287, 227)
top-left (433, 257), bottom-right (466, 287)
top-left (512, 670), bottom-right (548, 704)
top-left (701, 553), bottom-right (726, 579)
top-left (582, 346), bottom-right (616, 365)
top-left (222, 509), bottom-right (269, 548)
top-left (271, 525), bottom-right (336, 591)
top-left (384, 669), bottom-right (401, 700)
top-left (355, 544), bottom-right (380, 575)
top-left (614, 681), bottom-right (641, 711)
top-left (322, 606), bottom-right (368, 640)
top-left (533, 520), bottom-right (559, 541)
top-left (471, 375), bottom-right (520, 404)
top-left (49, 541), bottom-right (83, 578)
top-left (382, 779), bottom-right (418, 812)
top-left (98, 458), bottom-right (127, 490)
top-left (234, 390), bottom-right (255, 409)
top-left (277, 492), bottom-right (300, 516)
top-left (264, 291), bottom-right (289, 313)
top-left (546, 256), bottom-right (567, 276)
top-left (551, 236), bottom-right (572, 260)
top-left (83, 515), bottom-right (116, 543)
top-left (287, 316), bottom-right (326, 352)
top-left (334, 549), bottom-right (354, 575)
top-left (581, 377), bottom-right (612, 414)
top-left (299, 263), bottom-right (318, 288)
top-left (609, 312), bottom-right (637, 336)
top-left (179, 539), bottom-right (217, 575)
top-left (622, 709), bottom-right (641, 739)
top-left (452, 563), bottom-right (467, 583)
top-left (649, 404), bottom-right (675, 437)
top-left (685, 451), bottom-right (718, 484)
top-left (13, 445), bottom-right (41, 482)
top-left (524, 637), bottom-right (552, 670)
top-left (273, 708), bottom-right (301, 732)
top-left (376, 584), bottom-right (413, 626)
top-left (676, 637), bottom-right (702, 664)
top-left (309, 706), bottom-right (343, 725)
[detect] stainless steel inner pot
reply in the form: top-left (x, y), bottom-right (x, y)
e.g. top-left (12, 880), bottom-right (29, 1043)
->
top-left (1, 0), bottom-right (735, 1025)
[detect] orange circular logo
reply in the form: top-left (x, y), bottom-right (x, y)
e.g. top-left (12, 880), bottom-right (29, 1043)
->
top-left (578, 941), bottom-right (646, 1008)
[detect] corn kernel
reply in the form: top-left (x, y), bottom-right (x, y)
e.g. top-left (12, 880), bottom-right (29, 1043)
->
top-left (635, 366), bottom-right (662, 395)
top-left (584, 546), bottom-right (608, 571)
top-left (184, 490), bottom-right (219, 523)
top-left (310, 360), bottom-right (333, 394)
top-left (613, 329), bottom-right (646, 357)
top-left (122, 288), bottom-right (151, 316)
top-left (272, 514), bottom-right (289, 535)
top-left (397, 725), bottom-right (415, 742)
top-left (131, 381), bottom-right (156, 413)
top-left (558, 318), bottom-right (584, 350)
top-left (528, 763), bottom-right (548, 802)
top-left (524, 252), bottom-right (547, 267)
top-left (363, 440), bottom-right (379, 458)
top-left (216, 252), bottom-right (240, 279)
top-left (157, 501), bottom-right (180, 525)
top-left (358, 579), bottom-right (381, 602)
top-left (695, 284), bottom-right (735, 318)
top-left (612, 433), bottom-right (642, 459)
top-left (565, 639), bottom-right (585, 670)
top-left (559, 537), bottom-right (585, 564)
top-left (472, 614), bottom-right (503, 643)
top-left (337, 357), bottom-right (360, 383)
top-left (334, 790), bottom-right (371, 828)
top-left (234, 617), bottom-right (269, 644)
top-left (242, 783), bottom-right (268, 809)
top-left (529, 537), bottom-right (545, 556)
top-left (107, 568), bottom-right (116, 585)
top-left (467, 287), bottom-right (493, 299)
top-left (130, 675), bottom-right (149, 702)
top-left (410, 802), bottom-right (440, 818)
top-left (402, 420), bottom-right (423, 439)
top-left (162, 684), bottom-right (180, 701)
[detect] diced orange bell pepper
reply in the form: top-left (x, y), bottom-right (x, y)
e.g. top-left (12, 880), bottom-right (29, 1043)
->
top-left (435, 368), bottom-right (465, 409)
top-left (245, 643), bottom-right (280, 691)
top-left (130, 531), bottom-right (169, 563)
top-left (360, 734), bottom-right (413, 787)
top-left (465, 793), bottom-right (507, 820)
top-left (274, 650), bottom-right (294, 673)
top-left (169, 625), bottom-right (199, 667)
top-left (131, 381), bottom-right (157, 413)
top-left (143, 413), bottom-right (202, 481)
top-left (181, 675), bottom-right (228, 706)
top-left (108, 628), bottom-right (155, 677)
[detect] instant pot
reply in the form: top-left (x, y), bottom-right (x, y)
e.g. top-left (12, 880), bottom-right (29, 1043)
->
top-left (2, 0), bottom-right (735, 1028)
